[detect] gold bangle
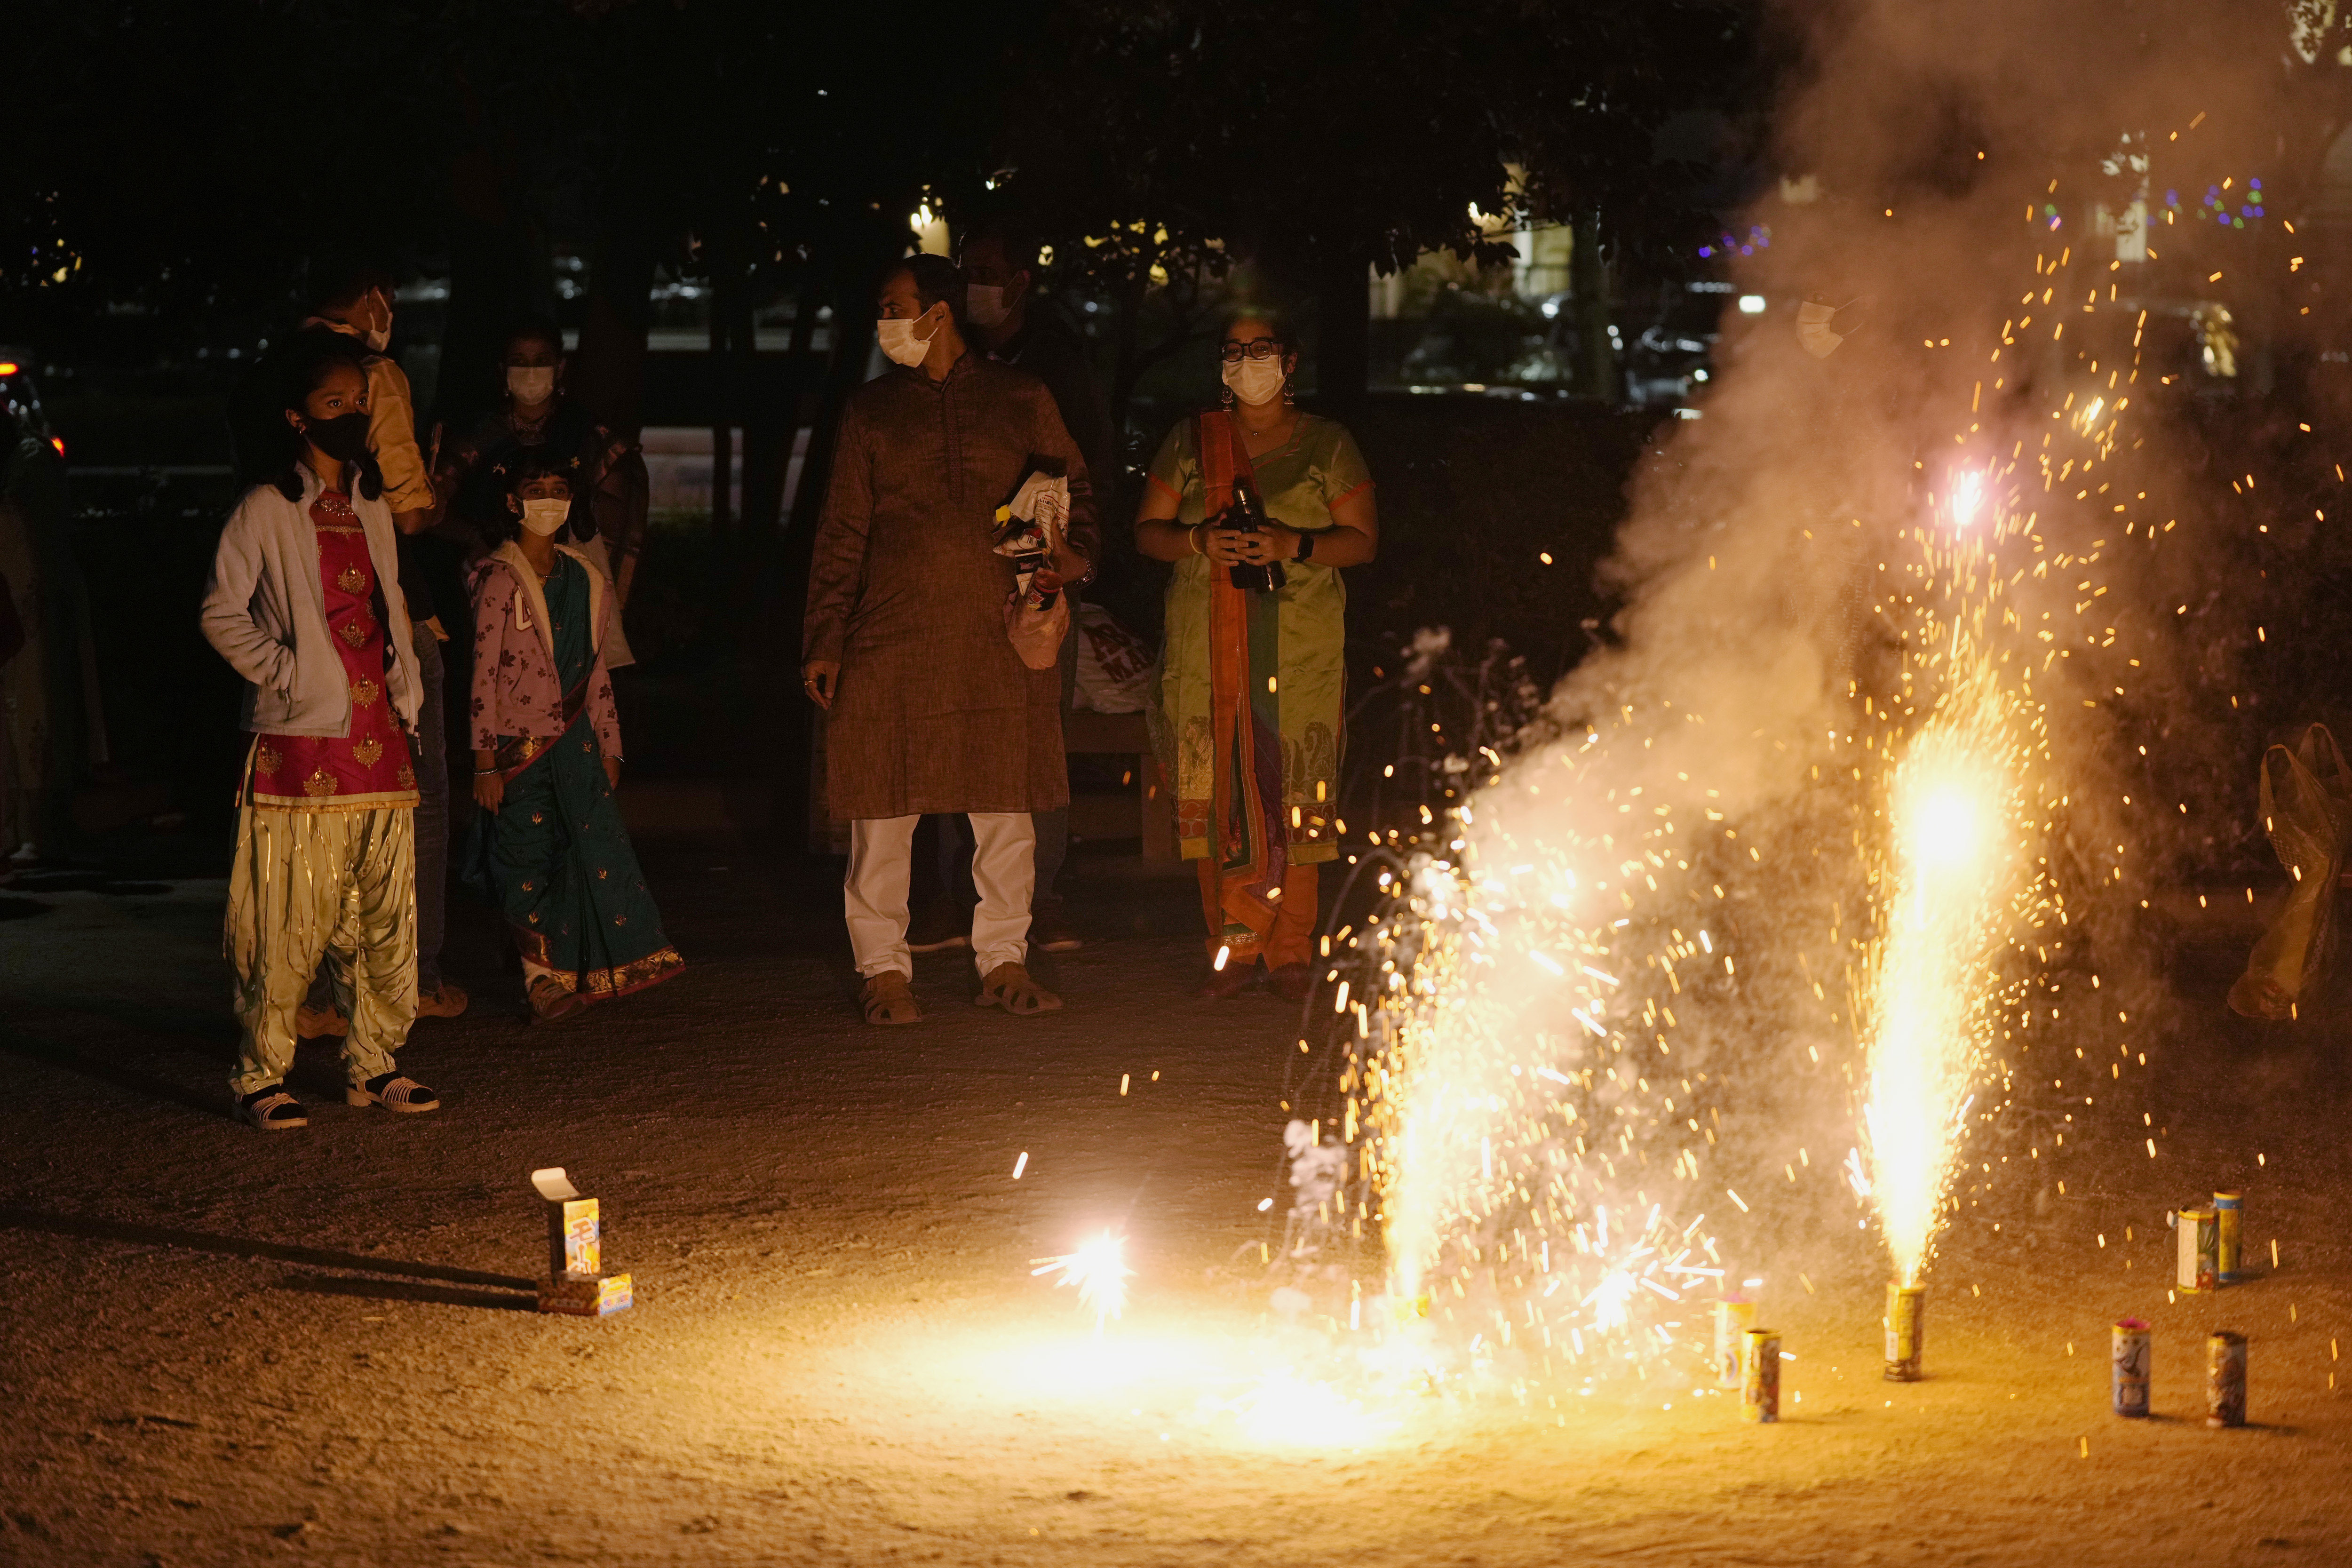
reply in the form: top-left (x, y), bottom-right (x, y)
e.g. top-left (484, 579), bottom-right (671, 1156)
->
top-left (1192, 524), bottom-right (1206, 556)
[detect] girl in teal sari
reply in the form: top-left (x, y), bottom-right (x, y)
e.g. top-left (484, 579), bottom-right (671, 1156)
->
top-left (468, 457), bottom-right (682, 1023)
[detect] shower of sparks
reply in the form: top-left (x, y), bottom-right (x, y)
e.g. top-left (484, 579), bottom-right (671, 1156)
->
top-left (1033, 1232), bottom-right (1133, 1335)
top-left (1337, 170), bottom-right (2183, 1388)
top-left (1861, 708), bottom-right (2035, 1286)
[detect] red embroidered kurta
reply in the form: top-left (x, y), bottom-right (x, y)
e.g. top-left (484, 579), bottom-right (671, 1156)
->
top-left (246, 490), bottom-right (419, 810)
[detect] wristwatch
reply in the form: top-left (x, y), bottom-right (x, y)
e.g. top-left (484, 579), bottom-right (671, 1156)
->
top-left (1295, 529), bottom-right (1317, 562)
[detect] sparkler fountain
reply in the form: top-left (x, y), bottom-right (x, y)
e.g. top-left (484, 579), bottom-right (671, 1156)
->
top-left (1333, 175), bottom-right (2174, 1410)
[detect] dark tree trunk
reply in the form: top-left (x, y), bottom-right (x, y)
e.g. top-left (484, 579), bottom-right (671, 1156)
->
top-left (1573, 211), bottom-right (1616, 403)
top-left (737, 279), bottom-right (786, 541)
top-left (1314, 243), bottom-right (1370, 412)
top-left (434, 134), bottom-right (538, 439)
top-left (1106, 269), bottom-right (1151, 437)
top-left (708, 232), bottom-right (739, 543)
top-left (573, 190), bottom-right (657, 440)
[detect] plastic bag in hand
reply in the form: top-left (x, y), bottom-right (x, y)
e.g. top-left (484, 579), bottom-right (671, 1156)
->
top-left (1003, 588), bottom-right (1070, 671)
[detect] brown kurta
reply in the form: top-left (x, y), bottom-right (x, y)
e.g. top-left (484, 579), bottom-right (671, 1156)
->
top-left (805, 353), bottom-right (1094, 820)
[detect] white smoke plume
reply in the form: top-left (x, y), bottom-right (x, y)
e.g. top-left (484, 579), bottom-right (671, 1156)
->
top-left (1343, 0), bottom-right (2313, 1387)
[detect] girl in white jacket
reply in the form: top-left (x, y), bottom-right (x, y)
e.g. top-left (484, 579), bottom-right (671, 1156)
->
top-left (199, 340), bottom-right (444, 1130)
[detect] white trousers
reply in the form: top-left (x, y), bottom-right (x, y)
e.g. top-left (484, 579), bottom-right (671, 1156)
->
top-left (846, 813), bottom-right (1034, 979)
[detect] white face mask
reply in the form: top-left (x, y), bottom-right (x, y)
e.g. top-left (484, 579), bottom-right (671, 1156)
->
top-left (364, 295), bottom-right (392, 353)
top-left (507, 366), bottom-right (557, 405)
top-left (1223, 356), bottom-right (1287, 406)
top-left (965, 284), bottom-right (1009, 330)
top-left (520, 498), bottom-right (570, 537)
top-left (1796, 301), bottom-right (1844, 360)
top-left (877, 307), bottom-right (939, 368)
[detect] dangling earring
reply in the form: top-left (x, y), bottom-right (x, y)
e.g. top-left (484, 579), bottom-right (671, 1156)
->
top-left (1222, 384), bottom-right (1236, 408)
top-left (1281, 377), bottom-right (1296, 406)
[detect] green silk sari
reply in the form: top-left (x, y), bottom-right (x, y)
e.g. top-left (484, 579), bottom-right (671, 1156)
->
top-left (486, 554), bottom-right (683, 1002)
top-left (1147, 412), bottom-right (1370, 951)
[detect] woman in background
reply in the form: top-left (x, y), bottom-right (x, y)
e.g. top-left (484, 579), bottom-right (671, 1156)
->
top-left (1133, 309), bottom-right (1377, 1001)
top-left (437, 316), bottom-right (646, 666)
top-left (469, 455), bottom-right (681, 1024)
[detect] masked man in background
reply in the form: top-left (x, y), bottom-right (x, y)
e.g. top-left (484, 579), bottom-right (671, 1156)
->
top-left (802, 255), bottom-right (1094, 1026)
top-left (896, 213), bottom-right (1117, 957)
top-left (293, 261), bottom-right (468, 1024)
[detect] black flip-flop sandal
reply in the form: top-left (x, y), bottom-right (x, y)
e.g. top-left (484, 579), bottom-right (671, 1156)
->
top-left (238, 1087), bottom-right (309, 1131)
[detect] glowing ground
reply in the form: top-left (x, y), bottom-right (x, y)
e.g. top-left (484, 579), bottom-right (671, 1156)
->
top-left (3, 847), bottom-right (2350, 1566)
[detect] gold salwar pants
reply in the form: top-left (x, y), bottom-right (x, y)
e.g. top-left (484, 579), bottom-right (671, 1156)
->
top-left (225, 803), bottom-right (417, 1097)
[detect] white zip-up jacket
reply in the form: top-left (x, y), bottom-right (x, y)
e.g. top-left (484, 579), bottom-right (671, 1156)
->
top-left (200, 467), bottom-right (421, 737)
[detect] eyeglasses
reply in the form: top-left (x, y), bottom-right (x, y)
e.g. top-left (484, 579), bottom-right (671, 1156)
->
top-left (1218, 339), bottom-right (1284, 363)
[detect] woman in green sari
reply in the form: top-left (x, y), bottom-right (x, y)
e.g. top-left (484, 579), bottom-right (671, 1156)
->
top-left (468, 457), bottom-right (682, 1024)
top-left (1137, 309), bottom-right (1378, 1000)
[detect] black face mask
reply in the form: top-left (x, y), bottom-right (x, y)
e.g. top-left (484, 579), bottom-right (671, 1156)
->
top-left (302, 411), bottom-right (371, 464)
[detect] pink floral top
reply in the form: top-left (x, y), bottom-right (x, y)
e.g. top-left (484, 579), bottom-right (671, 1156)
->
top-left (467, 543), bottom-right (621, 760)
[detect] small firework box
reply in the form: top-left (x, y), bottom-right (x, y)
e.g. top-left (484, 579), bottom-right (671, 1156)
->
top-left (2206, 1330), bottom-right (2248, 1429)
top-left (2214, 1192), bottom-right (2244, 1283)
top-left (2174, 1206), bottom-right (2219, 1292)
top-left (1883, 1282), bottom-right (1925, 1382)
top-left (539, 1272), bottom-right (635, 1316)
top-left (1742, 1328), bottom-right (1781, 1423)
top-left (2111, 1319), bottom-right (2152, 1418)
top-left (530, 1167), bottom-right (633, 1316)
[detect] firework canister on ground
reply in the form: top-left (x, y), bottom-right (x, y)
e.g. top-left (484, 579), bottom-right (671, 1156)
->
top-left (528, 1166), bottom-right (632, 1316)
top-left (2207, 1331), bottom-right (2248, 1428)
top-left (1716, 1297), bottom-right (1757, 1390)
top-left (1884, 1281), bottom-right (1925, 1382)
top-left (532, 1166), bottom-right (602, 1277)
top-left (2111, 1318), bottom-right (2152, 1417)
top-left (2215, 1192), bottom-right (2244, 1283)
top-left (2176, 1207), bottom-right (2219, 1292)
top-left (1743, 1329), bottom-right (1781, 1423)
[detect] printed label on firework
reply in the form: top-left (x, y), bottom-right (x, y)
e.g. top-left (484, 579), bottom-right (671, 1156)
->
top-left (1716, 1298), bottom-right (1756, 1391)
top-left (2111, 1319), bottom-right (2151, 1418)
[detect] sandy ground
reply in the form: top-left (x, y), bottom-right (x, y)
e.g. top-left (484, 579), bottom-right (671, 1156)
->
top-left (5, 832), bottom-right (2352, 1567)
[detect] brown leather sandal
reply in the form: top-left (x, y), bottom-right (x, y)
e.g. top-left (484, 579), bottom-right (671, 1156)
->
top-left (415, 982), bottom-right (470, 1019)
top-left (528, 975), bottom-right (588, 1026)
top-left (975, 962), bottom-right (1062, 1015)
top-left (862, 970), bottom-right (925, 1025)
top-left (1266, 963), bottom-right (1315, 1003)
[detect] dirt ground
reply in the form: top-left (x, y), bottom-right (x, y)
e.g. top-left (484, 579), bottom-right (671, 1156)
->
top-left (5, 828), bottom-right (2352, 1568)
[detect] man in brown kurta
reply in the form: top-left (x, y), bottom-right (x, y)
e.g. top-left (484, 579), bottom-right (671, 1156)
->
top-left (803, 256), bottom-right (1095, 1022)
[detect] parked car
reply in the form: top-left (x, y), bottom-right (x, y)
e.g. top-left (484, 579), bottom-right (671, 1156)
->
top-left (1621, 284), bottom-right (1733, 411)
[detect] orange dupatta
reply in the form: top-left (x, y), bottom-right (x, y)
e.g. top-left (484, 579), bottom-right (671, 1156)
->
top-left (1195, 412), bottom-right (1286, 953)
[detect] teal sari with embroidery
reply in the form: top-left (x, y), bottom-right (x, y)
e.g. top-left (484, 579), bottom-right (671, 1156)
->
top-left (486, 555), bottom-right (683, 1002)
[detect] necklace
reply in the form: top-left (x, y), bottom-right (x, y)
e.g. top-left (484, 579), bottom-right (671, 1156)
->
top-left (1240, 411), bottom-right (1298, 456)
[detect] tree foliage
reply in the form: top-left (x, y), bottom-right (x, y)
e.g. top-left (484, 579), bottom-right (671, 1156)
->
top-left (7, 0), bottom-right (1752, 342)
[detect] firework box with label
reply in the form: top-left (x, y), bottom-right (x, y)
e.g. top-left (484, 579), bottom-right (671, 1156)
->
top-left (538, 1272), bottom-right (635, 1316)
top-left (1742, 1329), bottom-right (1780, 1423)
top-left (1715, 1297), bottom-right (1756, 1390)
top-left (2215, 1192), bottom-right (2244, 1283)
top-left (2206, 1331), bottom-right (2248, 1428)
top-left (1884, 1281), bottom-right (1924, 1381)
top-left (2111, 1319), bottom-right (2151, 1417)
top-left (2174, 1207), bottom-right (2218, 1292)
top-left (530, 1167), bottom-right (632, 1316)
